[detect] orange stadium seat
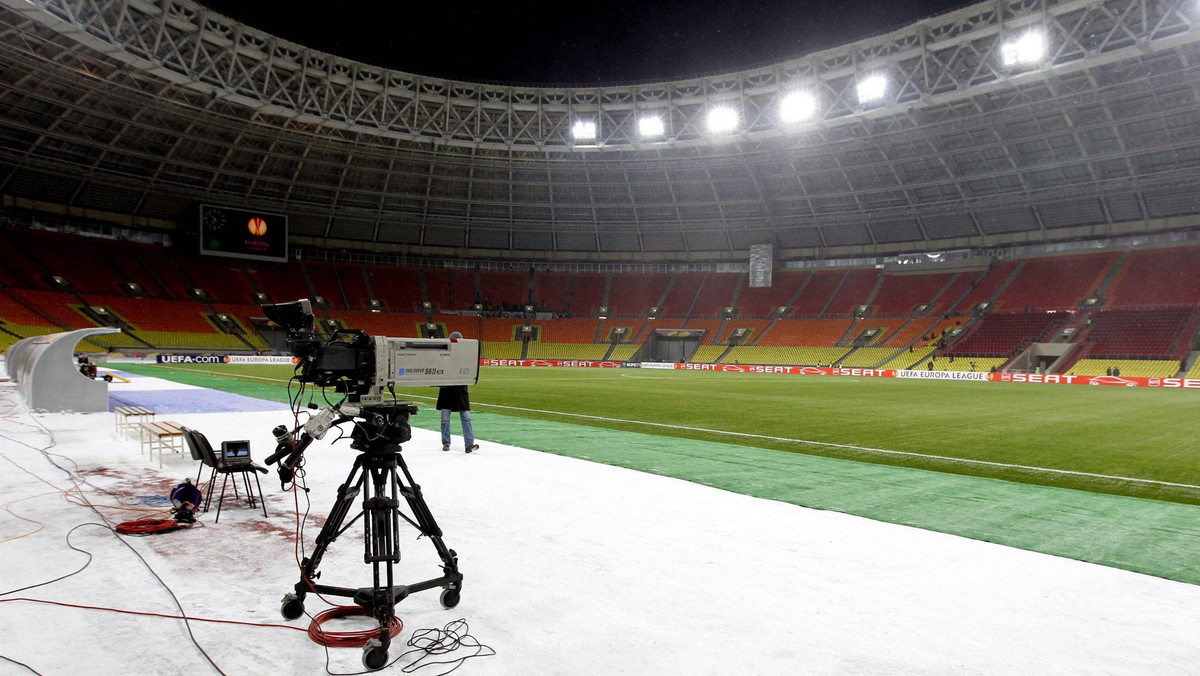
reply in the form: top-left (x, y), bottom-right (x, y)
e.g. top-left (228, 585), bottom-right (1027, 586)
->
top-left (2, 225), bottom-right (1198, 369)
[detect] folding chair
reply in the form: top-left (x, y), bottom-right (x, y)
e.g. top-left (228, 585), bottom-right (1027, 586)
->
top-left (181, 427), bottom-right (268, 522)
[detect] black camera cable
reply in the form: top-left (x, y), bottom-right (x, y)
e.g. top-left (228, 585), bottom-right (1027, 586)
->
top-left (0, 427), bottom-right (232, 676)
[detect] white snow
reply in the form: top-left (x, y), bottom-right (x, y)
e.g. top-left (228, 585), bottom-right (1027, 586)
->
top-left (1, 370), bottom-right (1198, 675)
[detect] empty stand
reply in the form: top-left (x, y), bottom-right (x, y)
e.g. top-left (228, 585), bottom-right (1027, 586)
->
top-left (246, 260), bottom-right (312, 305)
top-left (439, 314), bottom-right (484, 340)
top-left (887, 317), bottom-right (968, 348)
top-left (135, 331), bottom-right (247, 350)
top-left (91, 238), bottom-right (171, 299)
top-left (726, 345), bottom-right (850, 365)
top-left (87, 297), bottom-right (216, 333)
top-left (425, 269), bottom-right (477, 312)
top-left (825, 269), bottom-right (878, 316)
top-left (132, 242), bottom-right (193, 299)
top-left (949, 260), bottom-right (1019, 314)
top-left (366, 265), bottom-right (422, 312)
top-left (1106, 246), bottom-right (1200, 306)
top-left (480, 318), bottom-right (528, 342)
top-left (532, 271), bottom-right (606, 316)
top-left (209, 304), bottom-right (270, 350)
top-left (568, 273), bottom-right (606, 316)
top-left (0, 228), bottom-right (53, 289)
top-left (3, 225), bottom-right (1199, 372)
top-left (878, 347), bottom-right (936, 370)
top-left (738, 271), bottom-right (808, 317)
top-left (479, 271), bottom-right (529, 310)
top-left (845, 318), bottom-right (909, 346)
top-left (688, 346), bottom-right (726, 364)
top-left (608, 344), bottom-right (639, 361)
top-left (538, 318), bottom-right (600, 343)
top-left (11, 230), bottom-right (122, 295)
top-left (175, 255), bottom-right (256, 303)
top-left (1070, 359), bottom-right (1179, 378)
top-left (1187, 358), bottom-right (1200, 379)
top-left (608, 273), bottom-right (670, 317)
top-left (481, 342), bottom-right (522, 359)
top-left (871, 272), bottom-right (956, 316)
top-left (326, 310), bottom-right (429, 337)
top-left (931, 272), bottom-right (981, 314)
top-left (837, 347), bottom-right (902, 367)
top-left (0, 291), bottom-right (56, 326)
top-left (721, 320), bottom-right (771, 345)
top-left (790, 271), bottom-right (844, 316)
top-left (693, 273), bottom-right (741, 317)
top-left (758, 318), bottom-right (854, 346)
top-left (659, 273), bottom-right (705, 318)
top-left (532, 271), bottom-right (571, 313)
top-left (7, 290), bottom-right (92, 328)
top-left (303, 261), bottom-right (347, 308)
top-left (335, 262), bottom-right (373, 310)
top-left (995, 252), bottom-right (1117, 310)
top-left (920, 356), bottom-right (1007, 372)
top-left (944, 311), bottom-right (1068, 356)
top-left (527, 343), bottom-right (609, 360)
top-left (1081, 308), bottom-right (1200, 359)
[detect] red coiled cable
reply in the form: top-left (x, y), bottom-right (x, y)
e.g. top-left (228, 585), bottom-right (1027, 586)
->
top-left (114, 518), bottom-right (190, 535)
top-left (307, 605), bottom-right (404, 647)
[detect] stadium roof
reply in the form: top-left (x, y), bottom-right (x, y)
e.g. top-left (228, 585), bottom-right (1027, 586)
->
top-left (193, 0), bottom-right (979, 86)
top-left (0, 0), bottom-right (1198, 261)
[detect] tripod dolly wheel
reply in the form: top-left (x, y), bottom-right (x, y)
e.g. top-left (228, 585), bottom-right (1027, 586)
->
top-left (362, 641), bottom-right (389, 671)
top-left (439, 587), bottom-right (461, 609)
top-left (280, 593), bottom-right (305, 620)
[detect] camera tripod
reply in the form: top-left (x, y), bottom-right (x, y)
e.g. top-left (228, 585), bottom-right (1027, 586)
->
top-left (278, 404), bottom-right (462, 671)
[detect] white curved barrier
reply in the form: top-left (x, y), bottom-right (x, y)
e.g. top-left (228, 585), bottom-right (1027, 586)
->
top-left (6, 328), bottom-right (120, 412)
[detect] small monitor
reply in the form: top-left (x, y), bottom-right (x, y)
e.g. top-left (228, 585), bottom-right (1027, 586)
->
top-left (221, 440), bottom-right (252, 466)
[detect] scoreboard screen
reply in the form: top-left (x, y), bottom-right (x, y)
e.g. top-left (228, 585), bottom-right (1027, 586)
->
top-left (199, 204), bottom-right (288, 263)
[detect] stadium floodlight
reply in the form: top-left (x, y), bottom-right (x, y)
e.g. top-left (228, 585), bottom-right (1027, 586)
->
top-left (638, 115), bottom-right (665, 138)
top-left (780, 91), bottom-right (817, 123)
top-left (1001, 31), bottom-right (1046, 67)
top-left (856, 75), bottom-right (887, 104)
top-left (572, 119), bottom-right (597, 141)
top-left (706, 106), bottom-right (739, 134)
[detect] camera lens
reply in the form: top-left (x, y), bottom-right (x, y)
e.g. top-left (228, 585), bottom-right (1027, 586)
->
top-left (272, 424), bottom-right (293, 445)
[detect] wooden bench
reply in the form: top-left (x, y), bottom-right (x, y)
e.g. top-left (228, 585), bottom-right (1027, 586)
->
top-left (140, 420), bottom-right (184, 468)
top-left (115, 406), bottom-right (155, 439)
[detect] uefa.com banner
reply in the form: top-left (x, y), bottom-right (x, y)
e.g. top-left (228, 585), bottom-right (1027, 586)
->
top-left (479, 359), bottom-right (1200, 389)
top-left (156, 354), bottom-right (298, 365)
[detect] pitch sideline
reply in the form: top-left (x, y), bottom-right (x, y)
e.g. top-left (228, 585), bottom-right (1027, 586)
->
top-left (473, 401), bottom-right (1200, 492)
top-left (129, 365), bottom-right (1200, 493)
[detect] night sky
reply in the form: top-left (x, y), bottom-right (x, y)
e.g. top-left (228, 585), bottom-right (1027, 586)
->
top-left (196, 0), bottom-right (979, 85)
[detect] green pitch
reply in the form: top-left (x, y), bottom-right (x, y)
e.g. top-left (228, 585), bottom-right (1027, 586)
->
top-left (114, 363), bottom-right (1200, 505)
top-left (110, 361), bottom-right (1200, 583)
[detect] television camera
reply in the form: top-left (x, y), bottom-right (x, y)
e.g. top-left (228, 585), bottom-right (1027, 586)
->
top-left (259, 298), bottom-right (479, 670)
top-left (259, 298), bottom-right (479, 482)
top-left (260, 298), bottom-right (479, 400)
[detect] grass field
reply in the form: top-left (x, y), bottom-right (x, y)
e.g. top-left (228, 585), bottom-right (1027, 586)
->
top-left (112, 362), bottom-right (1200, 505)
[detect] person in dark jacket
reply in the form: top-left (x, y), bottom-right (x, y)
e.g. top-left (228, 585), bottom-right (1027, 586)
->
top-left (437, 332), bottom-right (478, 453)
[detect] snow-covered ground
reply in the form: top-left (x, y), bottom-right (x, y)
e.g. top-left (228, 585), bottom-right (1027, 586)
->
top-left (1, 369), bottom-right (1198, 675)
